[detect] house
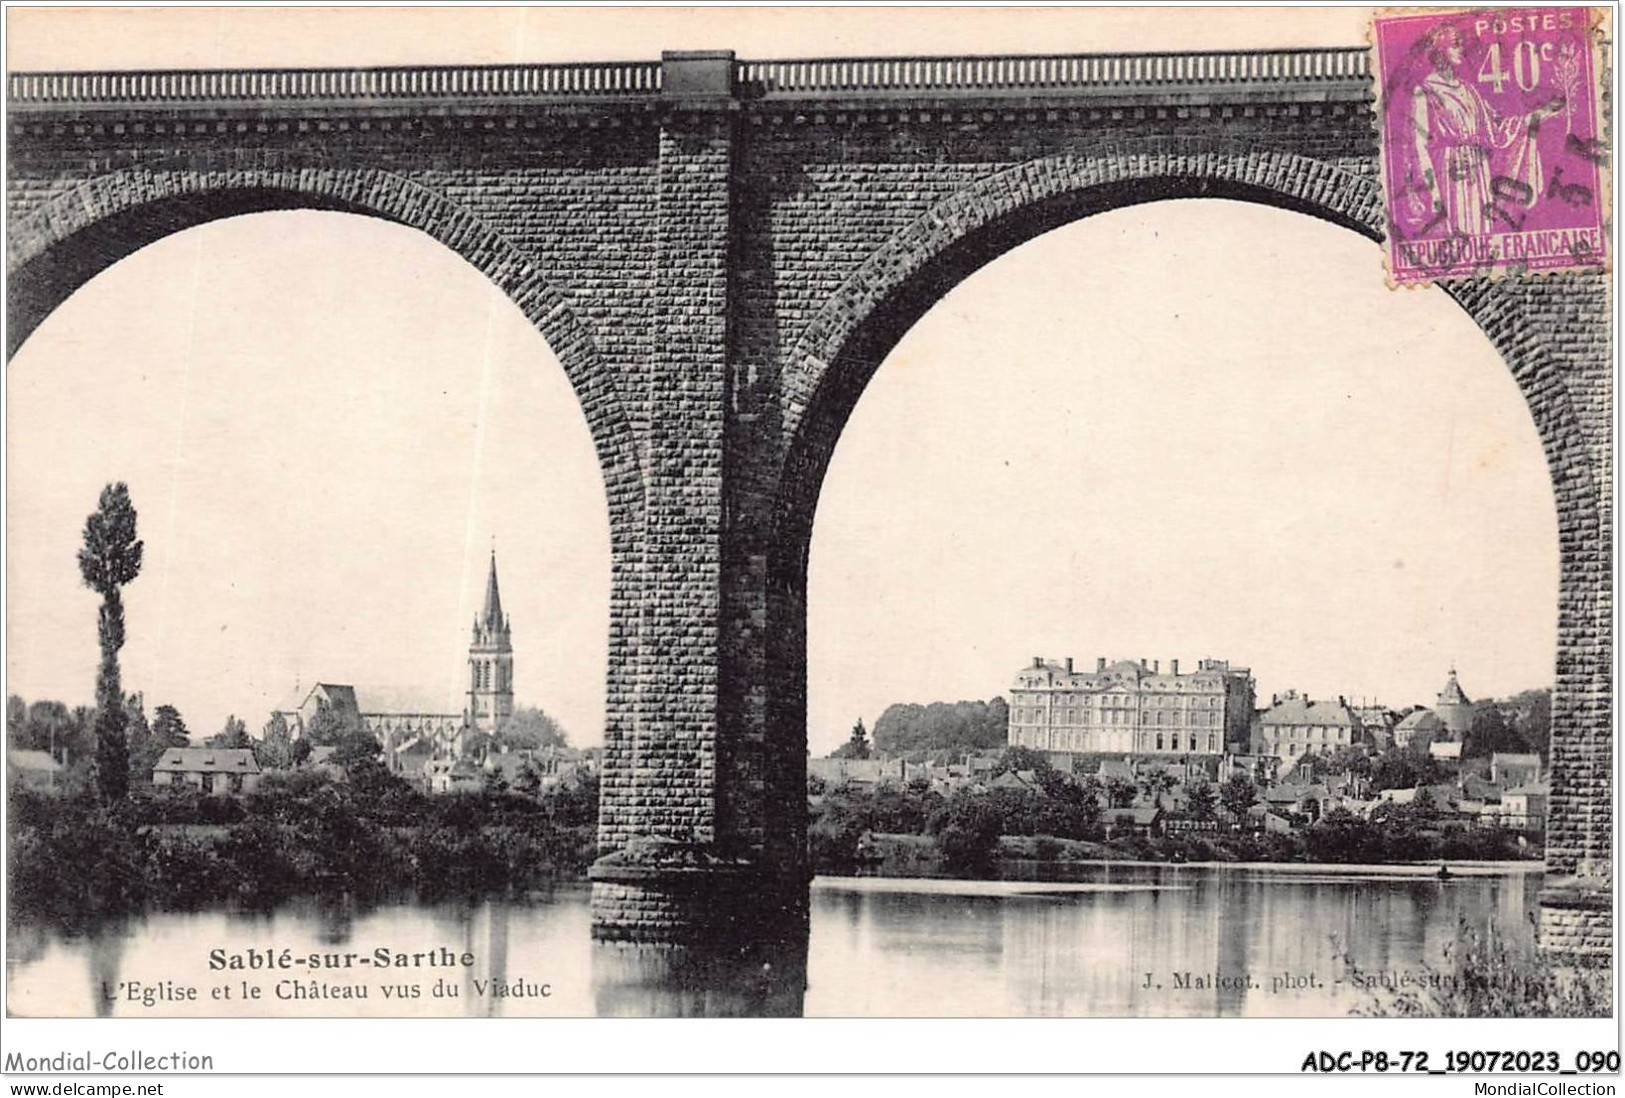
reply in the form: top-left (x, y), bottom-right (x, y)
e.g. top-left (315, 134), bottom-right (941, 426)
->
top-left (1428, 740), bottom-right (1463, 763)
top-left (424, 757), bottom-right (484, 794)
top-left (808, 757), bottom-right (912, 788)
top-left (1254, 692), bottom-right (1363, 765)
top-left (7, 748), bottom-right (64, 791)
top-left (1096, 758), bottom-right (1136, 784)
top-left (1351, 705), bottom-right (1397, 750)
top-left (1491, 753), bottom-right (1542, 788)
top-left (152, 748), bottom-right (262, 794)
top-left (1245, 804), bottom-right (1294, 834)
top-left (1218, 753), bottom-right (1279, 785)
top-left (1500, 783), bottom-right (1549, 830)
top-left (1392, 708), bottom-right (1445, 749)
top-left (1105, 806), bottom-right (1162, 836)
top-left (1262, 783), bottom-right (1330, 819)
top-left (988, 769), bottom-right (1039, 792)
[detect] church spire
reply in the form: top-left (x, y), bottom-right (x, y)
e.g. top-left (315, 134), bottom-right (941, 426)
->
top-left (480, 549), bottom-right (504, 633)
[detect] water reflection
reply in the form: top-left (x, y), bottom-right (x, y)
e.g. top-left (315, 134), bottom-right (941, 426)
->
top-left (6, 865), bottom-right (1542, 1018)
top-left (594, 939), bottom-right (807, 1017)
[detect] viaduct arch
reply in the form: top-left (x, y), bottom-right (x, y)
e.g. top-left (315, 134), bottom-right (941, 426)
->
top-left (7, 48), bottom-right (1610, 953)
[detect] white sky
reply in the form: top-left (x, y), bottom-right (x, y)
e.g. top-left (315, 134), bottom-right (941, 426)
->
top-left (5, 8), bottom-right (1558, 753)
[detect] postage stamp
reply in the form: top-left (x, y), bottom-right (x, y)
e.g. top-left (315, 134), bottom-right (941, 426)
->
top-left (1372, 7), bottom-right (1608, 284)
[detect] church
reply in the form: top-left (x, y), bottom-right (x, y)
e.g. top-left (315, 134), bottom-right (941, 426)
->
top-left (270, 551), bottom-right (514, 768)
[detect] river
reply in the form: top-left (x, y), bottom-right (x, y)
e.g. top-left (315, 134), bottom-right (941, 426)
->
top-left (6, 862), bottom-right (1543, 1017)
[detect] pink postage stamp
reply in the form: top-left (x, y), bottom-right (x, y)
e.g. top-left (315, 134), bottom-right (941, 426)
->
top-left (1373, 7), bottom-right (1607, 284)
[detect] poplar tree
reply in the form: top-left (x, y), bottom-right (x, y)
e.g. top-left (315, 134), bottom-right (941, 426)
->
top-left (78, 482), bottom-right (144, 803)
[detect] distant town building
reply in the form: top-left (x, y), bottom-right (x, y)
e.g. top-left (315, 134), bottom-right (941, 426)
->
top-left (1428, 739), bottom-right (1463, 762)
top-left (1350, 703), bottom-right (1397, 750)
top-left (808, 757), bottom-right (913, 788)
top-left (1007, 656), bottom-right (1255, 756)
top-left (1392, 707), bottom-right (1445, 748)
top-left (1434, 667), bottom-right (1473, 738)
top-left (152, 747), bottom-right (262, 794)
top-left (1491, 752), bottom-right (1542, 788)
top-left (1254, 691), bottom-right (1363, 764)
top-left (269, 550), bottom-right (517, 767)
top-left (1500, 782), bottom-right (1549, 830)
top-left (1374, 671), bottom-right (1474, 752)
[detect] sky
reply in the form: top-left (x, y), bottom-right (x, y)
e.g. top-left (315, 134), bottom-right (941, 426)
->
top-left (6, 7), bottom-right (1559, 755)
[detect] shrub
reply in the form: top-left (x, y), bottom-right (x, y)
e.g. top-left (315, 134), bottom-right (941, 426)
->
top-left (1345, 919), bottom-right (1611, 1018)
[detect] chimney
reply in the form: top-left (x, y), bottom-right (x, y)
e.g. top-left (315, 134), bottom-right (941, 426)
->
top-left (1338, 695), bottom-right (1347, 708)
top-left (1153, 660), bottom-right (1160, 673)
top-left (1065, 657), bottom-right (1074, 674)
top-left (1171, 658), bottom-right (1180, 675)
top-left (1097, 658), bottom-right (1106, 672)
top-left (1033, 656), bottom-right (1043, 669)
top-left (1140, 658), bottom-right (1148, 669)
top-left (1271, 694), bottom-right (1278, 706)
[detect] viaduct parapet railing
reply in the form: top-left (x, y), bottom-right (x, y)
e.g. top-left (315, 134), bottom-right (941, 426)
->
top-left (8, 47), bottom-right (1371, 108)
top-left (735, 47), bottom-right (1370, 96)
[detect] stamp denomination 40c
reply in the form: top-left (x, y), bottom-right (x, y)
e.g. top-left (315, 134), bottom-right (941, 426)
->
top-left (1373, 7), bottom-right (1608, 284)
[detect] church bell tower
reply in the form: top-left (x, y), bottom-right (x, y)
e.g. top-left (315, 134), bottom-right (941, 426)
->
top-left (467, 550), bottom-right (514, 733)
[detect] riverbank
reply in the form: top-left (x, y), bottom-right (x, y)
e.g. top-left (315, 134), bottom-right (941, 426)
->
top-left (825, 829), bottom-right (1542, 879)
top-left (815, 859), bottom-right (1546, 894)
top-left (7, 770), bottom-right (598, 930)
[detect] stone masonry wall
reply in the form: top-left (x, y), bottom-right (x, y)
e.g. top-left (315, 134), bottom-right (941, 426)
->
top-left (6, 72), bottom-right (1612, 947)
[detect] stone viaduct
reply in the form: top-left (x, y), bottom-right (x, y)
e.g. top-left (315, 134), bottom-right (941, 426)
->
top-left (7, 48), bottom-right (1610, 953)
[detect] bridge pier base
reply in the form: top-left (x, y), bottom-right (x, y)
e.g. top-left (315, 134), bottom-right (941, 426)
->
top-left (1538, 877), bottom-right (1612, 957)
top-left (588, 841), bottom-right (809, 945)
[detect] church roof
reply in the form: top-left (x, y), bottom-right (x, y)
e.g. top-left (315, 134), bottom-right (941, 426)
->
top-left (301, 683), bottom-right (360, 717)
top-left (480, 551), bottom-right (505, 633)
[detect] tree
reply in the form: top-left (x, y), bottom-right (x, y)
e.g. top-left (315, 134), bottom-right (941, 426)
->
top-left (20, 700), bottom-right (76, 757)
top-left (124, 695), bottom-right (152, 783)
top-left (871, 698), bottom-right (1008, 757)
top-left (77, 482), bottom-right (144, 803)
top-left (150, 704), bottom-right (190, 747)
top-left (1465, 702), bottom-right (1530, 759)
top-left (1505, 688), bottom-right (1551, 760)
top-left (511, 760), bottom-right (542, 797)
top-left (305, 705), bottom-right (359, 747)
top-left (135, 703), bottom-right (189, 778)
top-left (1185, 780), bottom-right (1218, 820)
top-left (1220, 775), bottom-right (1258, 819)
top-left (829, 718), bottom-right (872, 760)
top-left (1139, 768), bottom-right (1177, 805)
top-left (6, 695), bottom-right (26, 747)
top-left (1369, 744), bottom-right (1442, 793)
top-left (258, 713), bottom-right (294, 770)
top-left (930, 791), bottom-right (1004, 871)
top-left (207, 715), bottom-right (251, 749)
top-left (994, 745), bottom-right (1051, 777)
top-left (496, 707), bottom-right (568, 750)
top-left (1103, 775), bottom-right (1139, 808)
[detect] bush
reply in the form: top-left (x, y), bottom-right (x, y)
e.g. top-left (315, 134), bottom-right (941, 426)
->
top-left (930, 793), bottom-right (1003, 872)
top-left (1031, 836), bottom-right (1064, 862)
top-left (8, 766), bottom-right (602, 928)
top-left (1346, 919), bottom-right (1611, 1017)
